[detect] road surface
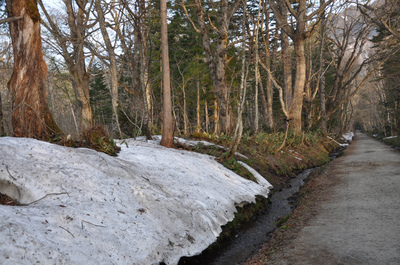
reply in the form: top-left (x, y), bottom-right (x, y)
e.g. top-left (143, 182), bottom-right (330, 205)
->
top-left (245, 132), bottom-right (400, 265)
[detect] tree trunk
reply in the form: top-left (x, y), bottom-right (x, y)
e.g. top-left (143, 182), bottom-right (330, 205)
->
top-left (95, 0), bottom-right (122, 138)
top-left (7, 0), bottom-right (62, 140)
top-left (196, 78), bottom-right (201, 133)
top-left (160, 0), bottom-right (173, 147)
top-left (214, 32), bottom-right (233, 134)
top-left (289, 36), bottom-right (307, 133)
top-left (0, 92), bottom-right (5, 136)
top-left (304, 40), bottom-right (313, 129)
top-left (227, 5), bottom-right (248, 160)
top-left (71, 70), bottom-right (92, 131)
top-left (214, 100), bottom-right (219, 134)
top-left (319, 0), bottom-right (327, 135)
top-left (205, 99), bottom-right (209, 133)
top-left (280, 3), bottom-right (293, 108)
top-left (263, 1), bottom-right (274, 129)
top-left (182, 0), bottom-right (241, 135)
top-left (183, 86), bottom-right (188, 135)
top-left (253, 0), bottom-right (262, 133)
top-left (38, 0), bottom-right (93, 132)
top-left (133, 29), bottom-right (152, 140)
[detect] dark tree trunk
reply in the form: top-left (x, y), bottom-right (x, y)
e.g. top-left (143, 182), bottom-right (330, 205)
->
top-left (7, 0), bottom-right (62, 140)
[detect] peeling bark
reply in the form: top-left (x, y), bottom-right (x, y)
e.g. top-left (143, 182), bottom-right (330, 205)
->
top-left (7, 0), bottom-right (63, 140)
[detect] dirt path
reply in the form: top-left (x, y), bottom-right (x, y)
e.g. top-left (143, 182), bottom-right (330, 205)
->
top-left (244, 132), bottom-right (400, 265)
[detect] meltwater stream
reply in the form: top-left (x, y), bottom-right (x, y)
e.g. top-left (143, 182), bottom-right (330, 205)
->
top-left (178, 168), bottom-right (315, 265)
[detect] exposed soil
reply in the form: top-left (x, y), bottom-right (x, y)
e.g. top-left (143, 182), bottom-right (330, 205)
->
top-left (0, 192), bottom-right (18, 206)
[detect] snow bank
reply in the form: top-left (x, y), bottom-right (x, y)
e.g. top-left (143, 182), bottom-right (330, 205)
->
top-left (0, 137), bottom-right (272, 265)
top-left (342, 132), bottom-right (354, 142)
top-left (383, 135), bottom-right (398, 140)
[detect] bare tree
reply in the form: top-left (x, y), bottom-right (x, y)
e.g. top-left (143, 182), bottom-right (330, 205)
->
top-left (38, 0), bottom-right (94, 132)
top-left (94, 0), bottom-right (122, 138)
top-left (160, 0), bottom-right (174, 147)
top-left (6, 0), bottom-right (62, 140)
top-left (319, 0), bottom-right (328, 135)
top-left (120, 0), bottom-right (153, 139)
top-left (325, 5), bottom-right (375, 120)
top-left (261, 0), bottom-right (274, 129)
top-left (357, 0), bottom-right (400, 41)
top-left (226, 2), bottom-right (248, 160)
top-left (270, 0), bottom-right (333, 133)
top-left (182, 0), bottom-right (241, 134)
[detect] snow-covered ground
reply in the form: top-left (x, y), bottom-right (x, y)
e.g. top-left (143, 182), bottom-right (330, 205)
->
top-left (0, 137), bottom-right (272, 265)
top-left (383, 135), bottom-right (398, 140)
top-left (342, 132), bottom-right (354, 142)
top-left (327, 132), bottom-right (354, 147)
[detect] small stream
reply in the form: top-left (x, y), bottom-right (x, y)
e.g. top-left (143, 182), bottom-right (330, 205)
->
top-left (178, 149), bottom-right (343, 265)
top-left (178, 168), bottom-right (314, 265)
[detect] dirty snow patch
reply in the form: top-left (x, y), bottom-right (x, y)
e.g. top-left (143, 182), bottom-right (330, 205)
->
top-left (0, 137), bottom-right (271, 265)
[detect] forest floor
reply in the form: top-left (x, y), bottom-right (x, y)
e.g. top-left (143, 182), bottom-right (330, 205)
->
top-left (242, 132), bottom-right (400, 265)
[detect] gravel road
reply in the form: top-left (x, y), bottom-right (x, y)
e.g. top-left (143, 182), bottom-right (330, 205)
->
top-left (245, 132), bottom-right (400, 265)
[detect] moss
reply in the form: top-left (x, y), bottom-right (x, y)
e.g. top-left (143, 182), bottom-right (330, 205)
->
top-left (383, 137), bottom-right (400, 148)
top-left (25, 0), bottom-right (41, 23)
top-left (82, 126), bottom-right (121, 156)
top-left (276, 213), bottom-right (291, 227)
top-left (179, 196), bottom-right (270, 264)
top-left (222, 158), bottom-right (257, 183)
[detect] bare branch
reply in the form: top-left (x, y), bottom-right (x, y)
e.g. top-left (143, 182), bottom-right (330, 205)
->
top-left (19, 192), bottom-right (68, 206)
top-left (258, 58), bottom-right (289, 119)
top-left (181, 1), bottom-right (201, 34)
top-left (0, 16), bottom-right (23, 24)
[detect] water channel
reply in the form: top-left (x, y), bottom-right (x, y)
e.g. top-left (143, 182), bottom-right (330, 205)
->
top-left (177, 148), bottom-right (343, 265)
top-left (178, 168), bottom-right (313, 265)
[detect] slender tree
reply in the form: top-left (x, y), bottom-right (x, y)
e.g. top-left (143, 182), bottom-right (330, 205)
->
top-left (160, 0), bottom-right (174, 147)
top-left (227, 2), bottom-right (248, 160)
top-left (319, 0), bottom-right (328, 135)
top-left (94, 0), bottom-right (122, 138)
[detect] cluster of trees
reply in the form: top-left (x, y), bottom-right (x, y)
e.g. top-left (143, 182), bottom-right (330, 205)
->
top-left (355, 0), bottom-right (400, 136)
top-left (0, 0), bottom-right (398, 147)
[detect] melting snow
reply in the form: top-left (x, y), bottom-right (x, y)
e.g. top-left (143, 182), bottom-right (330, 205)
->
top-left (0, 137), bottom-right (272, 264)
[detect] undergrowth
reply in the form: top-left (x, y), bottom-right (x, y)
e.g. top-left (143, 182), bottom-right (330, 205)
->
top-left (383, 136), bottom-right (400, 147)
top-left (57, 126), bottom-right (120, 156)
top-left (367, 132), bottom-right (400, 148)
top-left (185, 130), bottom-right (338, 188)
